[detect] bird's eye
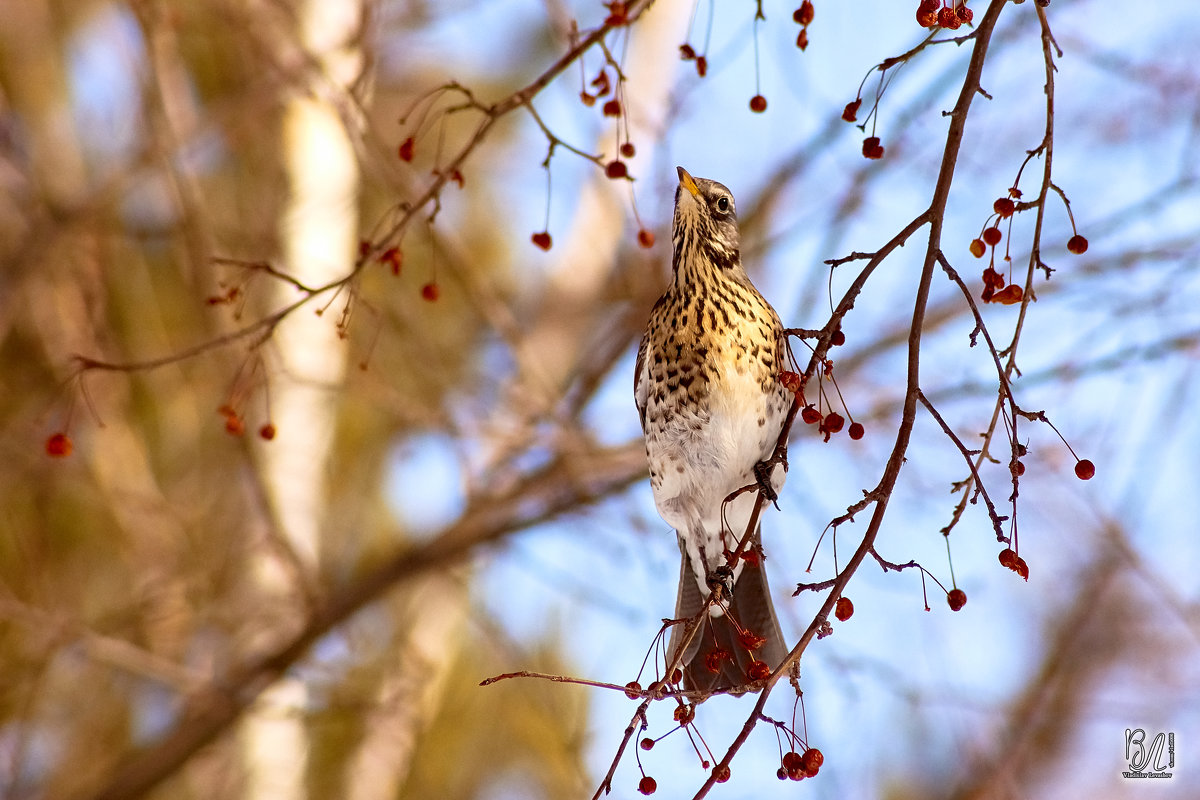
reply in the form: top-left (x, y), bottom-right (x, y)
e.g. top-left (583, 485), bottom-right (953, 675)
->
top-left (716, 196), bottom-right (730, 213)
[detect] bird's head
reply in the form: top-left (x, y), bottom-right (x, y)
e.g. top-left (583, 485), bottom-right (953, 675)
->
top-left (672, 166), bottom-right (742, 278)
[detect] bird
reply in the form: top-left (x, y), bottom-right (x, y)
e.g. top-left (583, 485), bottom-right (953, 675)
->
top-left (634, 166), bottom-right (791, 692)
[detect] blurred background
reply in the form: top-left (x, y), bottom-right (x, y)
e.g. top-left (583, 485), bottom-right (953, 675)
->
top-left (2, 0), bottom-right (1198, 798)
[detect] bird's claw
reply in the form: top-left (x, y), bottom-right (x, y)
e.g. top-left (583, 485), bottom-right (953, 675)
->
top-left (753, 448), bottom-right (787, 509)
top-left (706, 564), bottom-right (735, 600)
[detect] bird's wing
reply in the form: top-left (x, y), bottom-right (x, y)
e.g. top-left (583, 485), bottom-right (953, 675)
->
top-left (633, 326), bottom-right (649, 434)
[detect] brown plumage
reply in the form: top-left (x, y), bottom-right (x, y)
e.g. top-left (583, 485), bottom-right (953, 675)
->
top-left (634, 167), bottom-right (790, 692)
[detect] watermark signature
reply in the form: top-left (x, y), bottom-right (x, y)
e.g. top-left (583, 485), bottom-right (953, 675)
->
top-left (1123, 728), bottom-right (1174, 779)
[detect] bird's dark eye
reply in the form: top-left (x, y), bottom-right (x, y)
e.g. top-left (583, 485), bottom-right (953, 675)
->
top-left (716, 196), bottom-right (730, 213)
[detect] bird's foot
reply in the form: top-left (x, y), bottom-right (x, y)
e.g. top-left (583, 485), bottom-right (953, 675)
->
top-left (753, 447), bottom-right (787, 509)
top-left (706, 564), bottom-right (735, 601)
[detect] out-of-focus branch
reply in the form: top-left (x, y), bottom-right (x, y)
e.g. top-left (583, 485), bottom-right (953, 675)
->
top-left (76, 440), bottom-right (646, 800)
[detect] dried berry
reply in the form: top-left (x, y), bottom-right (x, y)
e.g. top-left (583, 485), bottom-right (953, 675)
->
top-left (531, 231), bottom-right (553, 251)
top-left (842, 99), bottom-right (862, 123)
top-left (747, 660), bottom-right (771, 681)
top-left (848, 421), bottom-right (865, 440)
top-left (398, 137), bottom-right (414, 162)
top-left (793, 1), bottom-right (814, 25)
top-left (835, 596), bottom-right (854, 621)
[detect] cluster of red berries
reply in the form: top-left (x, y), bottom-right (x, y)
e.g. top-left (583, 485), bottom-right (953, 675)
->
top-left (219, 405), bottom-right (275, 440)
top-left (916, 0), bottom-right (973, 29)
top-left (998, 548), bottom-right (1029, 580)
top-left (793, 1), bottom-right (814, 51)
top-left (841, 99), bottom-right (883, 158)
top-left (969, 190), bottom-right (1089, 304)
top-left (777, 747), bottom-right (824, 781)
top-left (701, 628), bottom-right (772, 680)
top-left (798, 404), bottom-right (865, 442)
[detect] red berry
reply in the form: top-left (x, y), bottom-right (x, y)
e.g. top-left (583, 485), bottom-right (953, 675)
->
top-left (749, 94), bottom-right (768, 113)
top-left (848, 422), bottom-right (865, 440)
top-left (620, 142), bottom-right (636, 158)
top-left (982, 267), bottom-right (1005, 288)
top-left (225, 414), bottom-right (245, 436)
top-left (381, 247), bottom-right (403, 275)
top-left (802, 747), bottom-right (824, 773)
top-left (670, 667), bottom-right (683, 684)
top-left (793, 1), bottom-right (814, 25)
top-left (713, 764), bottom-right (731, 783)
top-left (602, 99), bottom-right (621, 117)
top-left (982, 226), bottom-right (1003, 246)
top-left (938, 6), bottom-right (961, 29)
top-left (638, 776), bottom-right (657, 795)
top-left (916, 0), bottom-right (939, 27)
top-left (624, 680), bottom-right (642, 699)
top-left (640, 737), bottom-right (654, 751)
top-left (45, 432), bottom-right (73, 457)
top-left (704, 648), bottom-right (729, 673)
top-left (801, 405), bottom-right (822, 425)
top-left (1067, 234), bottom-right (1089, 254)
top-left (738, 630), bottom-right (766, 651)
top-left (673, 703), bottom-right (695, 724)
top-left (777, 768), bottom-right (788, 780)
top-left (637, 229), bottom-right (655, 248)
top-left (842, 99), bottom-right (862, 123)
top-left (862, 136), bottom-right (884, 159)
top-left (531, 231), bottom-right (552, 251)
top-left (747, 659), bottom-right (771, 681)
top-left (993, 197), bottom-right (1015, 218)
top-left (605, 160), bottom-right (628, 179)
top-left (994, 284), bottom-right (1023, 305)
top-left (398, 137), bottom-right (414, 162)
top-left (795, 28), bottom-right (809, 50)
top-left (579, 91), bottom-right (595, 107)
top-left (779, 370), bottom-right (801, 393)
top-left (679, 43), bottom-right (696, 60)
top-left (695, 56), bottom-right (707, 77)
top-left (421, 282), bottom-right (439, 302)
top-left (259, 423), bottom-right (276, 441)
top-left (1015, 460), bottom-right (1025, 476)
top-left (969, 238), bottom-right (986, 258)
top-left (835, 596), bottom-right (854, 621)
top-left (1074, 459), bottom-right (1095, 480)
top-left (782, 751), bottom-right (804, 771)
top-left (947, 588), bottom-right (967, 611)
top-left (957, 5), bottom-right (974, 24)
top-left (830, 329), bottom-right (845, 346)
top-left (822, 411), bottom-right (845, 433)
top-left (1014, 556), bottom-right (1029, 581)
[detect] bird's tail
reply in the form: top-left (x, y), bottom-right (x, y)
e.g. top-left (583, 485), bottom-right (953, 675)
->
top-left (667, 540), bottom-right (787, 693)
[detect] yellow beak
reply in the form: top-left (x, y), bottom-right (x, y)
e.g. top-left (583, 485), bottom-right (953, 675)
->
top-left (677, 166), bottom-right (701, 199)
